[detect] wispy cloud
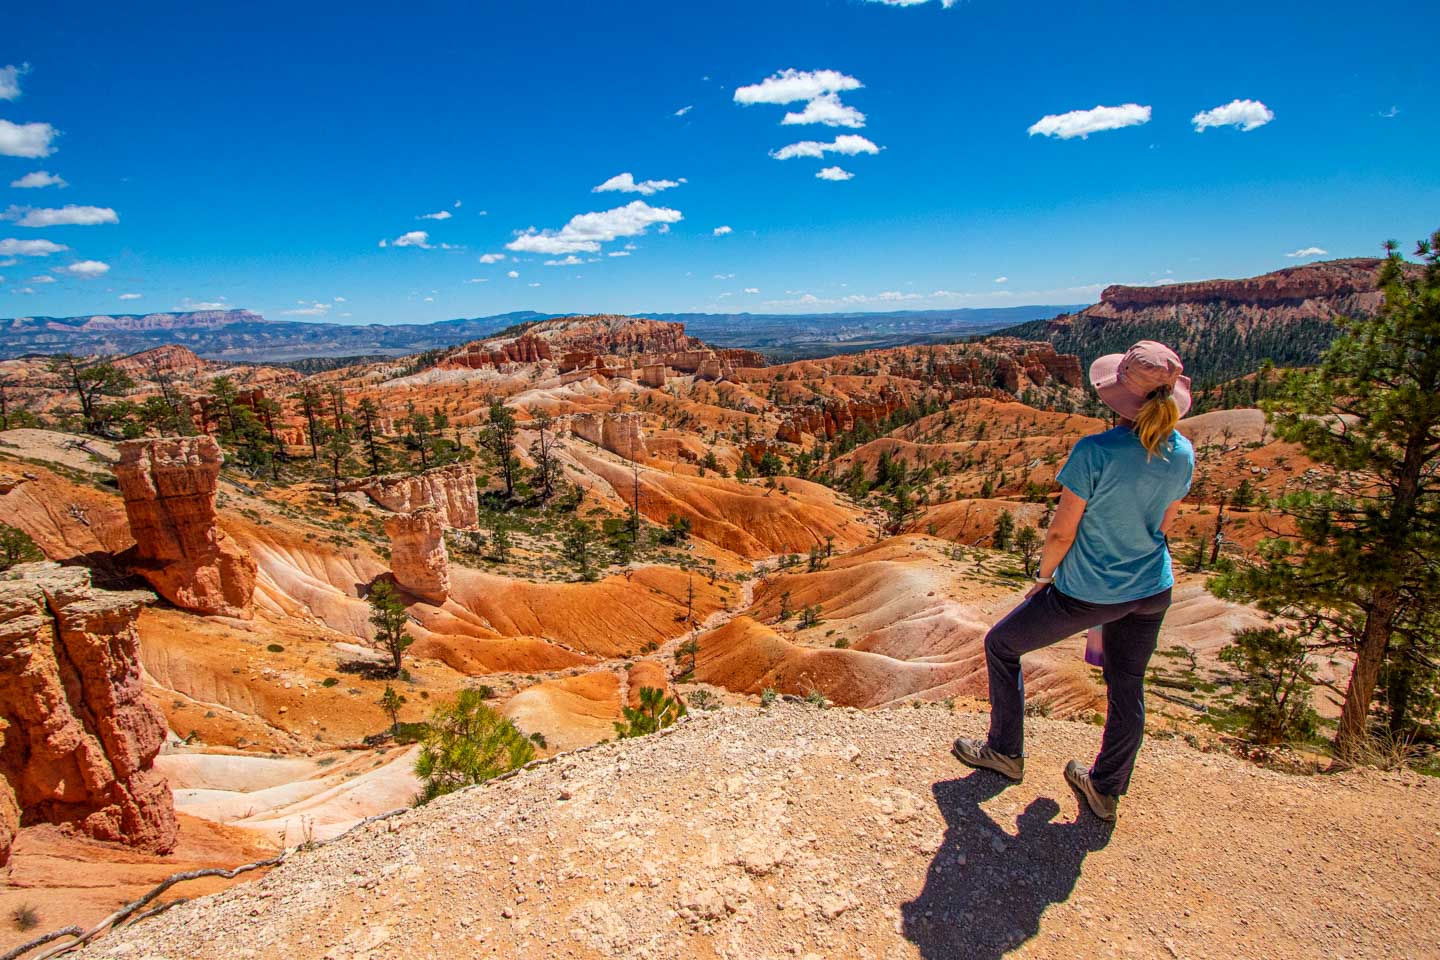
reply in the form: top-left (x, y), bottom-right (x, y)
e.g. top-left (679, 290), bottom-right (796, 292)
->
top-left (674, 105), bottom-right (693, 117)
top-left (4, 204), bottom-right (118, 227)
top-left (380, 230), bottom-right (434, 249)
top-left (9, 170), bottom-right (65, 189)
top-left (478, 252), bottom-right (506, 263)
top-left (0, 237), bottom-right (66, 256)
top-left (593, 172), bottom-right (684, 196)
top-left (118, 292), bottom-right (142, 300)
top-left (1027, 103), bottom-right (1151, 140)
top-left (506, 200), bottom-right (682, 255)
top-left (863, 0), bottom-right (960, 6)
top-left (783, 94), bottom-right (865, 128)
top-left (713, 225), bottom-right (733, 236)
top-left (0, 64), bottom-right (29, 101)
top-left (544, 255), bottom-right (586, 266)
top-left (994, 276), bottom-right (1008, 283)
top-left (815, 166), bottom-right (854, 181)
top-left (284, 300), bottom-right (333, 316)
top-left (1379, 105), bottom-right (1400, 119)
top-left (418, 209), bottom-right (452, 220)
top-left (0, 119), bottom-right (58, 158)
top-left (1192, 99), bottom-right (1274, 133)
top-left (55, 259), bottom-right (109, 278)
top-left (1285, 246), bottom-right (1327, 258)
top-left (507, 270), bottom-right (520, 278)
top-left (771, 134), bottom-right (882, 160)
top-left (734, 69), bottom-right (861, 106)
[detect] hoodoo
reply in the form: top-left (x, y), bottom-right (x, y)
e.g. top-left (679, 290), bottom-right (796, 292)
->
top-left (349, 462), bottom-right (481, 529)
top-left (0, 563), bottom-right (178, 865)
top-left (385, 506), bottom-right (451, 603)
top-left (113, 435), bottom-right (257, 619)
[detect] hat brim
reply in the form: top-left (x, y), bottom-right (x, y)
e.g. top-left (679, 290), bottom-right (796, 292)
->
top-left (1089, 353), bottom-right (1192, 420)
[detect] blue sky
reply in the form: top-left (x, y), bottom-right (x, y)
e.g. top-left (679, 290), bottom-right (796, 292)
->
top-left (2, 0), bottom-right (1436, 324)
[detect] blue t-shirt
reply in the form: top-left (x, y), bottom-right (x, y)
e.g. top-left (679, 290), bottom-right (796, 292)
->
top-left (1053, 427), bottom-right (1194, 604)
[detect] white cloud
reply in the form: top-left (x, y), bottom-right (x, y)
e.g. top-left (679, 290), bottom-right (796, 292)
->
top-left (783, 94), bottom-right (866, 128)
top-left (118, 292), bottom-right (142, 300)
top-left (607, 250), bottom-right (630, 257)
top-left (28, 274), bottom-right (56, 284)
top-left (544, 255), bottom-right (586, 266)
top-left (1379, 105), bottom-right (1400, 119)
top-left (593, 172), bottom-right (682, 196)
top-left (284, 301), bottom-right (332, 316)
top-left (0, 119), bottom-right (58, 158)
top-left (4, 204), bottom-right (118, 227)
top-left (734, 69), bottom-right (862, 106)
top-left (674, 105), bottom-right (693, 117)
top-left (1192, 99), bottom-right (1274, 133)
top-left (506, 200), bottom-right (683, 255)
top-left (333, 296), bottom-right (346, 302)
top-left (56, 259), bottom-right (109, 278)
top-left (713, 225), bottom-right (733, 236)
top-left (10, 170), bottom-right (66, 189)
top-left (1027, 103), bottom-right (1151, 140)
top-left (1286, 246), bottom-right (1327, 258)
top-left (507, 270), bottom-right (520, 278)
top-left (744, 287), bottom-right (760, 294)
top-left (994, 276), bottom-right (1008, 283)
top-left (528, 282), bottom-right (541, 288)
top-left (816, 166), bottom-right (854, 181)
top-left (465, 277), bottom-right (489, 283)
top-left (380, 230), bottom-right (432, 249)
top-left (771, 134), bottom-right (882, 160)
top-left (13, 287), bottom-right (35, 295)
top-left (0, 238), bottom-right (66, 256)
top-left (418, 209), bottom-right (452, 220)
top-left (178, 299), bottom-right (228, 310)
top-left (863, 0), bottom-right (960, 5)
top-left (478, 252), bottom-right (506, 263)
top-left (423, 296), bottom-right (434, 302)
top-left (714, 273), bottom-right (735, 279)
top-left (0, 64), bottom-right (28, 101)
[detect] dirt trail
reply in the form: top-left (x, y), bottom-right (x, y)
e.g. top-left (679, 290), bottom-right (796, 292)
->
top-left (70, 704), bottom-right (1439, 960)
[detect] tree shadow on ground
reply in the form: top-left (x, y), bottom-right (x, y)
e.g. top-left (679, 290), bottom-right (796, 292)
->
top-left (901, 773), bottom-right (1112, 959)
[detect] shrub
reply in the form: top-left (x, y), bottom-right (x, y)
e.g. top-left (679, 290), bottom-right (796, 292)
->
top-left (0, 524), bottom-right (42, 571)
top-left (760, 687), bottom-right (778, 708)
top-left (1218, 627), bottom-right (1320, 745)
top-left (414, 689), bottom-right (535, 804)
top-left (10, 903), bottom-right (39, 932)
top-left (614, 686), bottom-right (687, 738)
top-left (266, 643), bottom-right (284, 653)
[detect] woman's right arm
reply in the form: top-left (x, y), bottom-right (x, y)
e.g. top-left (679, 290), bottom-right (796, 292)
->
top-left (1026, 488), bottom-right (1086, 598)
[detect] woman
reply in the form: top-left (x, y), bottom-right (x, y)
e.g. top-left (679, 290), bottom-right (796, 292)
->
top-left (953, 340), bottom-right (1195, 823)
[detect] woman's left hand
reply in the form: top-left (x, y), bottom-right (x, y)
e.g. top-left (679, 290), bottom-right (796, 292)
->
top-left (1024, 581), bottom-right (1048, 600)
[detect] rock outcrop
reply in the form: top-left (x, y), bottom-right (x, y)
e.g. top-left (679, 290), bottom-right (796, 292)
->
top-left (0, 563), bottom-right (177, 865)
top-left (777, 393), bottom-right (906, 443)
top-left (349, 463), bottom-right (480, 530)
top-left (570, 412), bottom-right (649, 461)
top-left (385, 507), bottom-right (450, 603)
top-left (113, 436), bottom-right (256, 619)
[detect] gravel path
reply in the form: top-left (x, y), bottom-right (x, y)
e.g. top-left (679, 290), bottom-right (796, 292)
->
top-left (75, 704), bottom-right (1440, 960)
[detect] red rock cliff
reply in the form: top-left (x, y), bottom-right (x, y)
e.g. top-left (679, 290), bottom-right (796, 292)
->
top-left (0, 563), bottom-right (177, 865)
top-left (113, 436), bottom-right (257, 619)
top-left (349, 463), bottom-right (480, 529)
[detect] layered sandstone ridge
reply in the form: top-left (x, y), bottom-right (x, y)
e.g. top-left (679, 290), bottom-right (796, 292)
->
top-left (570, 412), bottom-right (649, 461)
top-left (1094, 258), bottom-right (1389, 311)
top-left (385, 507), bottom-right (450, 602)
top-left (0, 563), bottom-right (177, 866)
top-left (113, 436), bottom-right (257, 619)
top-left (346, 462), bottom-right (480, 529)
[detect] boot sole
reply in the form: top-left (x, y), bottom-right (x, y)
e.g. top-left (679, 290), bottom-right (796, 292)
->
top-left (1065, 769), bottom-right (1118, 823)
top-left (951, 743), bottom-right (1023, 783)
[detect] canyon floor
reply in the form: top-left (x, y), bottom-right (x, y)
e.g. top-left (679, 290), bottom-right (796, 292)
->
top-left (66, 704), bottom-right (1439, 960)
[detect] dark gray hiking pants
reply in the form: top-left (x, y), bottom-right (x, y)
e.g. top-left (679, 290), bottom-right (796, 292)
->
top-left (984, 584), bottom-right (1172, 796)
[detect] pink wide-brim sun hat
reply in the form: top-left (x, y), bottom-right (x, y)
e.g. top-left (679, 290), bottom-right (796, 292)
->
top-left (1089, 340), bottom-right (1192, 420)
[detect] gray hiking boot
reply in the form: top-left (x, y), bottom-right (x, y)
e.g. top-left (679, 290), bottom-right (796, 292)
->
top-left (951, 737), bottom-right (1024, 782)
top-left (1065, 760), bottom-right (1118, 822)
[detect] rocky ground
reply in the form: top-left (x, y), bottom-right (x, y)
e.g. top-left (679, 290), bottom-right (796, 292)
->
top-left (71, 704), bottom-right (1439, 960)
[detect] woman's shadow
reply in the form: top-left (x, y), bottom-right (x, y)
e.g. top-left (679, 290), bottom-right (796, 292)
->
top-left (900, 773), bottom-right (1113, 959)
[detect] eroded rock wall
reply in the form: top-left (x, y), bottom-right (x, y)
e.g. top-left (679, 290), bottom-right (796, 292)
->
top-left (352, 463), bottom-right (480, 530)
top-left (570, 412), bottom-right (650, 461)
top-left (113, 436), bottom-right (256, 619)
top-left (0, 563), bottom-right (177, 865)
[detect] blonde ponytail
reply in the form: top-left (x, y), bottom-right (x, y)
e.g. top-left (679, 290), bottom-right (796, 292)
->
top-left (1134, 387), bottom-right (1180, 460)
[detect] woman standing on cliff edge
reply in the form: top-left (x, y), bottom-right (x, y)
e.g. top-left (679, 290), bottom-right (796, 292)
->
top-left (953, 340), bottom-right (1195, 823)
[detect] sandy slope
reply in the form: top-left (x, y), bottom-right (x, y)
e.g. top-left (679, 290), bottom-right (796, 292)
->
top-left (70, 705), bottom-right (1440, 960)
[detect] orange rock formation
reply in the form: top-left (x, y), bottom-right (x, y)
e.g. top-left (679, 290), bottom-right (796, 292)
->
top-left (0, 563), bottom-right (177, 865)
top-left (385, 506), bottom-right (450, 602)
top-left (113, 436), bottom-right (257, 619)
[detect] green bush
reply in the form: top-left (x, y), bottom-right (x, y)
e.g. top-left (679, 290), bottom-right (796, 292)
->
top-left (1219, 627), bottom-right (1320, 745)
top-left (414, 690), bottom-right (535, 804)
top-left (614, 686), bottom-right (687, 738)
